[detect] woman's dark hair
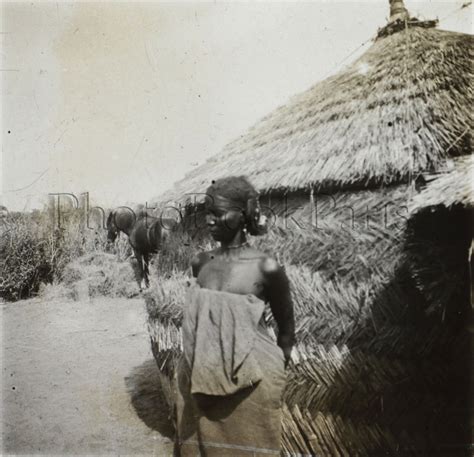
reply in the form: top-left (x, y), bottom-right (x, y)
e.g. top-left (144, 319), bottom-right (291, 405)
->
top-left (206, 176), bottom-right (265, 236)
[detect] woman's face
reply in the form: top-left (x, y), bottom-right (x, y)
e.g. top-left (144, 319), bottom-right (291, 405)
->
top-left (205, 194), bottom-right (244, 242)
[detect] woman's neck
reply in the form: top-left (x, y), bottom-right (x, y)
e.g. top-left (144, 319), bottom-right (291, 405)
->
top-left (220, 231), bottom-right (248, 251)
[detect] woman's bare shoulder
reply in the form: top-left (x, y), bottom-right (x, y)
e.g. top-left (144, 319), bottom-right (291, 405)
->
top-left (260, 256), bottom-right (282, 275)
top-left (247, 249), bottom-right (282, 275)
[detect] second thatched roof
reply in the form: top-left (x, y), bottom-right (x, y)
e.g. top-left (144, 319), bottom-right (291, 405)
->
top-left (409, 154), bottom-right (473, 213)
top-left (159, 25), bottom-right (473, 204)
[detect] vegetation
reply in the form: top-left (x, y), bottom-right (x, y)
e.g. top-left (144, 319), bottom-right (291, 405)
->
top-left (0, 206), bottom-right (129, 301)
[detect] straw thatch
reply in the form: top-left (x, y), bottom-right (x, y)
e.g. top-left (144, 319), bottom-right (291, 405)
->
top-left (255, 186), bottom-right (409, 283)
top-left (409, 154), bottom-right (474, 213)
top-left (281, 404), bottom-right (398, 456)
top-left (158, 26), bottom-right (473, 204)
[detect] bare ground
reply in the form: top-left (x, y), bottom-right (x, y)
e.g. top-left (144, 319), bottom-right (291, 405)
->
top-left (1, 294), bottom-right (174, 456)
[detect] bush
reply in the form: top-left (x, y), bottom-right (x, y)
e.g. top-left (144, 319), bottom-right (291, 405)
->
top-left (0, 217), bottom-right (54, 300)
top-left (0, 208), bottom-right (110, 301)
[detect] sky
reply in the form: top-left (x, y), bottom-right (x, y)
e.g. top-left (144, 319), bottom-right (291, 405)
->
top-left (1, 0), bottom-right (472, 211)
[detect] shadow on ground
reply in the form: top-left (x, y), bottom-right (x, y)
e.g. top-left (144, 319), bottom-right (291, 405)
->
top-left (125, 359), bottom-right (175, 440)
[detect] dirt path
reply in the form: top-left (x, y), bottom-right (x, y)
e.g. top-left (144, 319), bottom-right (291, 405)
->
top-left (1, 294), bottom-right (174, 455)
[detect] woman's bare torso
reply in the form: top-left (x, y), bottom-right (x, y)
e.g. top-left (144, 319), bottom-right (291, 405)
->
top-left (193, 247), bottom-right (274, 301)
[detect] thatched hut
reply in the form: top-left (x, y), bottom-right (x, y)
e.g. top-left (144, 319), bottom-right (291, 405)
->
top-left (146, 2), bottom-right (472, 455)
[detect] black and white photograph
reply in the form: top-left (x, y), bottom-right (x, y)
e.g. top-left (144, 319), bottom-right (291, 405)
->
top-left (1, 1), bottom-right (472, 456)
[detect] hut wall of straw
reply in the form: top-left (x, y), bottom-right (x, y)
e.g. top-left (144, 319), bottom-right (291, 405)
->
top-left (146, 20), bottom-right (473, 456)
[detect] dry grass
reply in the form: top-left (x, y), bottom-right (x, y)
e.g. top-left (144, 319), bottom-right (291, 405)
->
top-left (108, 234), bottom-right (133, 261)
top-left (62, 252), bottom-right (139, 299)
top-left (155, 232), bottom-right (199, 276)
top-left (256, 223), bottom-right (403, 285)
top-left (144, 273), bottom-right (186, 426)
top-left (143, 270), bottom-right (187, 325)
top-left (38, 281), bottom-right (73, 301)
top-left (281, 404), bottom-right (398, 456)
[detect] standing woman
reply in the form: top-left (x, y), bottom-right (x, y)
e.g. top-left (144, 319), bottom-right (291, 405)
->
top-left (176, 176), bottom-right (295, 456)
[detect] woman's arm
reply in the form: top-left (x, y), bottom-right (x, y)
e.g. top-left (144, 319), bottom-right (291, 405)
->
top-left (261, 258), bottom-right (295, 367)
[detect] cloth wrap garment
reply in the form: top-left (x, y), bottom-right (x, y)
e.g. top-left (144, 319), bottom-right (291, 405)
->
top-left (175, 285), bottom-right (286, 456)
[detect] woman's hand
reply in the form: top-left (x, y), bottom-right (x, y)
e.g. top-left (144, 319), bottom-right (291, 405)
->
top-left (282, 346), bottom-right (293, 369)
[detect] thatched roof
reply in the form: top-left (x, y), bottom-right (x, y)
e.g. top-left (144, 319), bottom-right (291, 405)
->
top-left (409, 154), bottom-right (473, 213)
top-left (159, 25), bottom-right (473, 204)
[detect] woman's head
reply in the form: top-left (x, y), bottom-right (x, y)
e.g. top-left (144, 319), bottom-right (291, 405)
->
top-left (205, 176), bottom-right (265, 241)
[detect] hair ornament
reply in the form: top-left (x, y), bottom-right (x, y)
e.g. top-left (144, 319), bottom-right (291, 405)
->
top-left (250, 194), bottom-right (268, 234)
